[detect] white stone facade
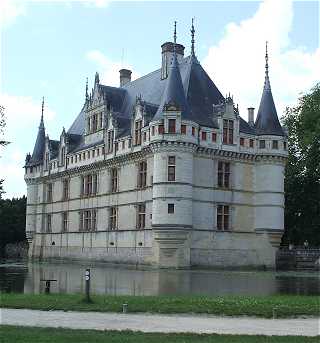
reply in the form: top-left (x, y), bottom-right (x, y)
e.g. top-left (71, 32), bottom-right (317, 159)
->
top-left (25, 40), bottom-right (287, 269)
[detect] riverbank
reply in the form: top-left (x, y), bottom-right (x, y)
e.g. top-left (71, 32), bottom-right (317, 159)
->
top-left (1, 293), bottom-right (319, 318)
top-left (1, 325), bottom-right (319, 343)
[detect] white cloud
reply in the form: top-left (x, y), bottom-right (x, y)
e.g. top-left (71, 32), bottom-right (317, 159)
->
top-left (202, 0), bottom-right (320, 121)
top-left (86, 50), bottom-right (140, 87)
top-left (0, 0), bottom-right (26, 29)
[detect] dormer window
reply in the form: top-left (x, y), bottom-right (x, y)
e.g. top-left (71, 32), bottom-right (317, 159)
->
top-left (60, 147), bottom-right (65, 166)
top-left (240, 137), bottom-right (244, 146)
top-left (168, 119), bottom-right (176, 133)
top-left (272, 140), bottom-right (278, 149)
top-left (134, 120), bottom-right (142, 145)
top-left (201, 132), bottom-right (207, 141)
top-left (181, 125), bottom-right (186, 134)
top-left (158, 124), bottom-right (164, 134)
top-left (212, 132), bottom-right (217, 142)
top-left (223, 120), bottom-right (233, 144)
top-left (107, 130), bottom-right (114, 153)
top-left (259, 140), bottom-right (266, 149)
top-left (45, 152), bottom-right (49, 170)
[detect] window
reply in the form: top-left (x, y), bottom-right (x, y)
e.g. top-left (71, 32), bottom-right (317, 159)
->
top-left (218, 161), bottom-right (230, 188)
top-left (62, 179), bottom-right (69, 200)
top-left (143, 131), bottom-right (147, 142)
top-left (111, 168), bottom-right (118, 192)
top-left (71, 156), bottom-right (74, 164)
top-left (217, 205), bottom-right (230, 231)
top-left (128, 139), bottom-right (132, 148)
top-left (240, 137), bottom-right (245, 146)
top-left (272, 140), bottom-right (278, 149)
top-left (115, 142), bottom-right (118, 152)
top-left (168, 119), bottom-right (176, 133)
top-left (47, 214), bottom-right (52, 233)
top-left (168, 203), bottom-right (175, 214)
top-left (45, 152), bottom-right (49, 170)
top-left (92, 150), bottom-right (95, 158)
top-left (152, 126), bottom-right (155, 136)
top-left (192, 127), bottom-right (195, 136)
top-left (92, 114), bottom-right (98, 132)
top-left (110, 207), bottom-right (117, 230)
top-left (223, 120), bottom-right (234, 144)
top-left (47, 183), bottom-right (53, 202)
top-left (158, 124), bottom-right (164, 134)
top-left (212, 132), bottom-right (217, 142)
top-left (138, 161), bottom-right (147, 188)
top-left (81, 174), bottom-right (97, 196)
top-left (283, 141), bottom-right (287, 150)
top-left (135, 120), bottom-right (142, 145)
top-left (122, 141), bottom-right (125, 149)
top-left (79, 209), bottom-right (97, 231)
top-left (181, 124), bottom-right (186, 134)
top-left (249, 139), bottom-right (254, 148)
top-left (168, 156), bottom-right (176, 181)
top-left (99, 112), bottom-right (103, 129)
top-left (62, 212), bottom-right (68, 232)
top-left (201, 131), bottom-right (207, 141)
top-left (259, 140), bottom-right (266, 149)
top-left (61, 147), bottom-right (66, 166)
top-left (107, 130), bottom-right (114, 153)
top-left (97, 148), bottom-right (100, 156)
top-left (137, 203), bottom-right (146, 229)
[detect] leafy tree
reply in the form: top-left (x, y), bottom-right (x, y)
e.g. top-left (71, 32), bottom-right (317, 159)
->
top-left (0, 196), bottom-right (27, 256)
top-left (282, 83), bottom-right (320, 246)
top-left (0, 105), bottom-right (9, 199)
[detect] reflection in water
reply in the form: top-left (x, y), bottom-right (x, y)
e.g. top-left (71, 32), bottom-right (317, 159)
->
top-left (0, 260), bottom-right (319, 296)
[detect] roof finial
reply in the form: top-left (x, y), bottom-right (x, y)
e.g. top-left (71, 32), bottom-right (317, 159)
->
top-left (41, 96), bottom-right (44, 122)
top-left (174, 20), bottom-right (177, 45)
top-left (191, 17), bottom-right (195, 56)
top-left (264, 41), bottom-right (271, 90)
top-left (85, 77), bottom-right (89, 101)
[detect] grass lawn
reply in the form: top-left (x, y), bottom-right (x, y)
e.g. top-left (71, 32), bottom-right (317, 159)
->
top-left (1, 326), bottom-right (319, 343)
top-left (1, 293), bottom-right (319, 318)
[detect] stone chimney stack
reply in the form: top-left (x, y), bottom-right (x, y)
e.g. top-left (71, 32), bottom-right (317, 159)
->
top-left (248, 107), bottom-right (255, 126)
top-left (119, 69), bottom-right (132, 87)
top-left (161, 42), bottom-right (185, 80)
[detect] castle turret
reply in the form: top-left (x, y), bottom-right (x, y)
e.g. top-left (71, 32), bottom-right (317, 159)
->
top-left (254, 43), bottom-right (287, 264)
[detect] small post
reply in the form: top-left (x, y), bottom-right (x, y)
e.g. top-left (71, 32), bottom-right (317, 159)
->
top-left (85, 268), bottom-right (91, 303)
top-left (122, 303), bottom-right (128, 313)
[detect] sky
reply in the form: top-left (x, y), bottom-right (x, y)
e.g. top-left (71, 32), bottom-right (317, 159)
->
top-left (0, 0), bottom-right (319, 199)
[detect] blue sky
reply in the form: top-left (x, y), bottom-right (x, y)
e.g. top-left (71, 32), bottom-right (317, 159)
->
top-left (0, 0), bottom-right (319, 199)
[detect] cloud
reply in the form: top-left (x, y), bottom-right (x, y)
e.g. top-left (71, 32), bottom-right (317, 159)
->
top-left (86, 50), bottom-right (140, 87)
top-left (0, 0), bottom-right (26, 29)
top-left (0, 94), bottom-right (56, 198)
top-left (202, 0), bottom-right (320, 121)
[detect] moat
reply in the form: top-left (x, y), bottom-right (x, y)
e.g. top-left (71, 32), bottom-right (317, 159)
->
top-left (0, 260), bottom-right (319, 296)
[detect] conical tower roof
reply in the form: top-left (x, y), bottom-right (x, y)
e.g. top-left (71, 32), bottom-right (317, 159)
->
top-left (30, 98), bottom-right (46, 164)
top-left (255, 43), bottom-right (284, 136)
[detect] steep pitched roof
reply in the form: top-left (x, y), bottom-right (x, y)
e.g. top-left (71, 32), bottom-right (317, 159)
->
top-left (255, 48), bottom-right (284, 136)
top-left (28, 115), bottom-right (46, 165)
top-left (153, 52), bottom-right (191, 121)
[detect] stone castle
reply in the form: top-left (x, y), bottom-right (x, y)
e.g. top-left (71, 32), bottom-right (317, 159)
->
top-left (25, 24), bottom-right (287, 268)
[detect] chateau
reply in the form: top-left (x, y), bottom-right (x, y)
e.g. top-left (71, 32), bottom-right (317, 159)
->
top-left (25, 24), bottom-right (287, 268)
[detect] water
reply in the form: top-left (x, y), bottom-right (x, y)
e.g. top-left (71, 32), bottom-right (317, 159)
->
top-left (1, 260), bottom-right (319, 296)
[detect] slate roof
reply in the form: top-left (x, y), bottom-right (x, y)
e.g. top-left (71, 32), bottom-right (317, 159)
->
top-left (27, 116), bottom-right (46, 166)
top-left (254, 61), bottom-right (284, 136)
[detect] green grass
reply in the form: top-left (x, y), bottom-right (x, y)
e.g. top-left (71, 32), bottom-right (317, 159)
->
top-left (1, 293), bottom-right (319, 318)
top-left (1, 326), bottom-right (319, 343)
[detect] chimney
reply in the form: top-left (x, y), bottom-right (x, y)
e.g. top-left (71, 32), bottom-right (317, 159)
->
top-left (161, 42), bottom-right (185, 80)
top-left (248, 107), bottom-right (255, 126)
top-left (119, 69), bottom-right (132, 87)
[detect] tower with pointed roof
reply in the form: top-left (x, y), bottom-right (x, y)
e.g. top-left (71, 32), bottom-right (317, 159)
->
top-left (24, 26), bottom-right (287, 268)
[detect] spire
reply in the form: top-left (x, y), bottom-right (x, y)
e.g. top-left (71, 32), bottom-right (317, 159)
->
top-left (174, 20), bottom-right (177, 46)
top-left (152, 22), bottom-right (191, 121)
top-left (95, 71), bottom-right (100, 85)
top-left (255, 42), bottom-right (284, 136)
top-left (191, 17), bottom-right (195, 56)
top-left (29, 97), bottom-right (46, 164)
top-left (85, 77), bottom-right (89, 101)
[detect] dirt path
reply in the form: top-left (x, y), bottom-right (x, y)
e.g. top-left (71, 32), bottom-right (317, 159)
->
top-left (1, 308), bottom-right (319, 336)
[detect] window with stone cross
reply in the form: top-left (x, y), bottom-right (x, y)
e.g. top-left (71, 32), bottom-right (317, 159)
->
top-left (62, 212), bottom-right (68, 232)
top-left (217, 161), bottom-right (230, 188)
top-left (46, 214), bottom-right (52, 232)
top-left (168, 156), bottom-right (176, 181)
top-left (110, 207), bottom-right (117, 230)
top-left (217, 205), bottom-right (230, 231)
top-left (168, 119), bottom-right (176, 133)
top-left (137, 203), bottom-right (146, 229)
top-left (111, 168), bottom-right (118, 192)
top-left (135, 120), bottom-right (142, 145)
top-left (223, 119), bottom-right (234, 144)
top-left (107, 130), bottom-right (114, 153)
top-left (47, 183), bottom-right (53, 202)
top-left (62, 179), bottom-right (69, 200)
top-left (138, 161), bottom-right (147, 188)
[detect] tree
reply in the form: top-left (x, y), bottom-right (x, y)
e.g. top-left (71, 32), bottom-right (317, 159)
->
top-left (0, 105), bottom-right (9, 199)
top-left (282, 83), bottom-right (320, 246)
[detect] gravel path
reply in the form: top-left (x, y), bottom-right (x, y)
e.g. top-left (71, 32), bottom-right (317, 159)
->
top-left (1, 308), bottom-right (319, 336)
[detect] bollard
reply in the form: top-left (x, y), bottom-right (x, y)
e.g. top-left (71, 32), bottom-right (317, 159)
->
top-left (85, 268), bottom-right (91, 303)
top-left (122, 303), bottom-right (128, 313)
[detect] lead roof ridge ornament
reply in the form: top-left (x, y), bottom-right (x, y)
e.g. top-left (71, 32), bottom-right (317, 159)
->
top-left (191, 17), bottom-right (195, 56)
top-left (264, 41), bottom-right (271, 91)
